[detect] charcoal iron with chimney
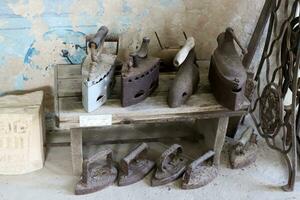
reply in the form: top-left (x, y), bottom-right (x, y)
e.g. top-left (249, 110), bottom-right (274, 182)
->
top-left (82, 26), bottom-right (117, 112)
top-left (121, 37), bottom-right (160, 107)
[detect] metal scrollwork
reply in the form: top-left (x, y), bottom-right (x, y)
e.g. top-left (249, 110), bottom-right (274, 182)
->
top-left (260, 83), bottom-right (282, 135)
top-left (250, 0), bottom-right (300, 191)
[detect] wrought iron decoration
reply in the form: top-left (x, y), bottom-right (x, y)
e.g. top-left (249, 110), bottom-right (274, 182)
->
top-left (250, 0), bottom-right (299, 191)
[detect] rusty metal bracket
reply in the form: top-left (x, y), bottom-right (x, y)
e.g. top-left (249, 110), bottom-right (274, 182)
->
top-left (121, 37), bottom-right (160, 107)
top-left (151, 144), bottom-right (188, 186)
top-left (118, 143), bottom-right (155, 186)
top-left (75, 149), bottom-right (117, 195)
top-left (182, 150), bottom-right (217, 189)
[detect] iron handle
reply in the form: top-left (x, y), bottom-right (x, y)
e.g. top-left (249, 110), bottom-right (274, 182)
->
top-left (185, 150), bottom-right (215, 177)
top-left (87, 26), bottom-right (109, 49)
top-left (173, 37), bottom-right (195, 67)
top-left (120, 143), bottom-right (149, 175)
top-left (158, 144), bottom-right (183, 172)
top-left (226, 28), bottom-right (248, 55)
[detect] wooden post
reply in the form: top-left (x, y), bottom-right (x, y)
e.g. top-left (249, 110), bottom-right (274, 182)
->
top-left (195, 117), bottom-right (229, 167)
top-left (70, 128), bottom-right (83, 175)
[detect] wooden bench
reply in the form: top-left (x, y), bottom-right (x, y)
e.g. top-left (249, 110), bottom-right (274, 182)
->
top-left (54, 61), bottom-right (249, 175)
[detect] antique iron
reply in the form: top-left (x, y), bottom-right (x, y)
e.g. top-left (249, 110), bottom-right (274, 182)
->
top-left (151, 144), bottom-right (188, 186)
top-left (209, 28), bottom-right (248, 111)
top-left (181, 150), bottom-right (217, 189)
top-left (249, 0), bottom-right (299, 191)
top-left (118, 143), bottom-right (155, 186)
top-left (75, 149), bottom-right (117, 195)
top-left (229, 127), bottom-right (257, 169)
top-left (224, 0), bottom-right (274, 138)
top-left (167, 37), bottom-right (199, 108)
top-left (121, 37), bottom-right (160, 107)
top-left (82, 26), bottom-right (118, 112)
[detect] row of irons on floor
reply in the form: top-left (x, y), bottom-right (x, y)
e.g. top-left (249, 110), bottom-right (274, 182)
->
top-left (76, 132), bottom-right (258, 195)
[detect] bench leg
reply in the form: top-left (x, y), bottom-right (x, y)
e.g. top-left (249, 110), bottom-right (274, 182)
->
top-left (70, 128), bottom-right (83, 176)
top-left (195, 117), bottom-right (229, 167)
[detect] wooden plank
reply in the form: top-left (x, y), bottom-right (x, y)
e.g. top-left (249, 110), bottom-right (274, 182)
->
top-left (213, 117), bottom-right (229, 166)
top-left (82, 122), bottom-right (196, 143)
top-left (57, 64), bottom-right (81, 79)
top-left (195, 117), bottom-right (229, 167)
top-left (58, 93), bottom-right (248, 129)
top-left (70, 128), bottom-right (83, 175)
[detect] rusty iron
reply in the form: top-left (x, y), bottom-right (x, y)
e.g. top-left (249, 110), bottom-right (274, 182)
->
top-left (223, 0), bottom-right (274, 138)
top-left (82, 26), bottom-right (119, 112)
top-left (75, 149), bottom-right (117, 195)
top-left (182, 150), bottom-right (217, 189)
top-left (229, 127), bottom-right (258, 169)
top-left (121, 37), bottom-right (160, 107)
top-left (209, 28), bottom-right (248, 111)
top-left (167, 37), bottom-right (199, 108)
top-left (151, 144), bottom-right (188, 186)
top-left (118, 143), bottom-right (155, 186)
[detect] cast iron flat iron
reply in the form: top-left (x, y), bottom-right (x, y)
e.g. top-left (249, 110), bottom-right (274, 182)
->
top-left (75, 149), bottom-right (117, 195)
top-left (167, 37), bottom-right (199, 108)
top-left (121, 37), bottom-right (160, 107)
top-left (230, 127), bottom-right (258, 169)
top-left (209, 28), bottom-right (248, 111)
top-left (82, 26), bottom-right (117, 112)
top-left (182, 150), bottom-right (218, 189)
top-left (118, 143), bottom-right (155, 186)
top-left (151, 144), bottom-right (188, 186)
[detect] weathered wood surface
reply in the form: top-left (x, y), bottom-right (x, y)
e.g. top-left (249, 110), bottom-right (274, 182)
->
top-left (55, 61), bottom-right (249, 129)
top-left (70, 128), bottom-right (83, 176)
top-left (195, 117), bottom-right (229, 167)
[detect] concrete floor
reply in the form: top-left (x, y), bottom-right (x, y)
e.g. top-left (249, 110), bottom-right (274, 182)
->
top-left (0, 127), bottom-right (300, 199)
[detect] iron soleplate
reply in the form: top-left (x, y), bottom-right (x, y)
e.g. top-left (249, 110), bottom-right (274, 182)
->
top-left (75, 165), bottom-right (117, 195)
top-left (118, 160), bottom-right (155, 186)
top-left (182, 165), bottom-right (218, 189)
top-left (230, 143), bottom-right (258, 169)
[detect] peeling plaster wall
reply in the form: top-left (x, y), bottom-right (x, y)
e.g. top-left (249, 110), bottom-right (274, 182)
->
top-left (0, 0), bottom-right (265, 111)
